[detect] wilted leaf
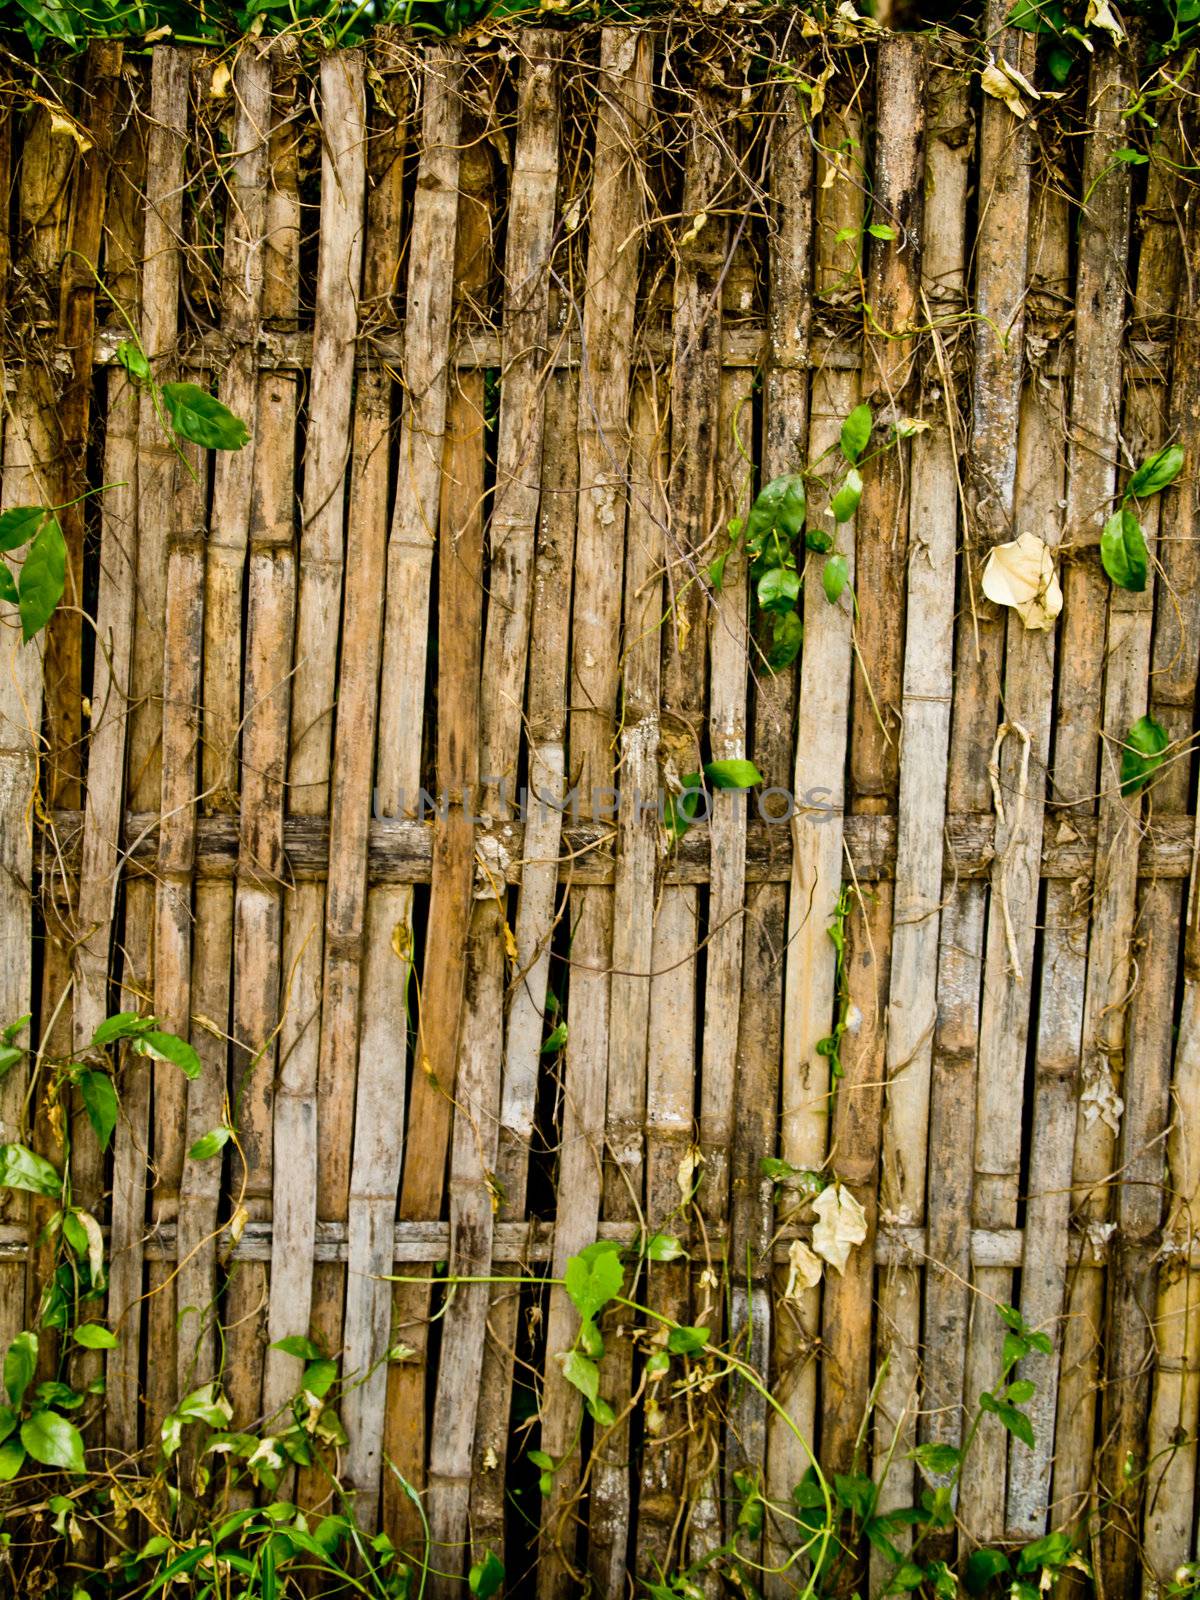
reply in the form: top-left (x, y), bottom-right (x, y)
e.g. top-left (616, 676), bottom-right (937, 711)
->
top-left (980, 533), bottom-right (1062, 630)
top-left (1084, 0), bottom-right (1125, 42)
top-left (811, 1183), bottom-right (867, 1275)
top-left (784, 1238), bottom-right (823, 1298)
top-left (980, 57), bottom-right (1041, 118)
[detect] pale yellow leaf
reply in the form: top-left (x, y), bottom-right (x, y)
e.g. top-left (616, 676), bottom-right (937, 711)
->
top-left (784, 1238), bottom-right (823, 1298)
top-left (49, 111), bottom-right (92, 155)
top-left (811, 1183), bottom-right (867, 1275)
top-left (980, 533), bottom-right (1062, 631)
top-left (210, 62), bottom-right (231, 100)
top-left (980, 61), bottom-right (1027, 120)
top-left (1085, 0), bottom-right (1126, 43)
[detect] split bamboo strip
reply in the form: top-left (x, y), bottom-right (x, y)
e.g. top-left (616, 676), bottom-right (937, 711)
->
top-left (1141, 172), bottom-right (1200, 1589)
top-left (766, 89), bottom-right (863, 1588)
top-left (729, 77), bottom-right (811, 1541)
top-left (1049, 45), bottom-right (1136, 1537)
top-left (631, 81), bottom-right (728, 1586)
top-left (427, 36), bottom-right (560, 1579)
top-left (858, 44), bottom-right (927, 1567)
top-left (332, 52), bottom-right (409, 1527)
top-left (901, 62), bottom-right (968, 1472)
top-left (950, 0), bottom-right (1036, 1542)
top-left (262, 52), bottom-right (365, 1416)
top-left (997, 165), bottom-right (1073, 1539)
top-left (1096, 146), bottom-right (1187, 1589)
top-left (536, 32), bottom-right (650, 1600)
top-left (472, 367), bottom-right (579, 1561)
top-left (381, 45), bottom-right (469, 1550)
top-left (106, 49), bottom-right (188, 1452)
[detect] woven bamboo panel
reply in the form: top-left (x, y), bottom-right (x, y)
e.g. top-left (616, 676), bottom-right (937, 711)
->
top-left (3, 21), bottom-right (1199, 1596)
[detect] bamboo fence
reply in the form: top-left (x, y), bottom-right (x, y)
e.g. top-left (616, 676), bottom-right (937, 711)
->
top-left (1, 14), bottom-right (1199, 1595)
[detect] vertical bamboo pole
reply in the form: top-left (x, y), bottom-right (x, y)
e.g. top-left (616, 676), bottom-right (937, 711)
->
top-left (1096, 147), bottom-right (1186, 1588)
top-left (690, 361), bottom-right (753, 1583)
top-left (895, 60), bottom-right (969, 1477)
top-left (729, 77), bottom-right (811, 1544)
top-left (105, 48), bottom-right (188, 1452)
top-left (331, 50), bottom-right (408, 1526)
top-left (630, 82), bottom-right (728, 1583)
top-left (769, 93), bottom-right (861, 1580)
top-left (853, 44), bottom-right (927, 1561)
top-left (1141, 186), bottom-right (1200, 1587)
top-left (1046, 45), bottom-right (1135, 1538)
top-left (426, 37), bottom-right (558, 1582)
top-left (165, 51), bottom-right (270, 1425)
top-left (472, 365), bottom-right (579, 1557)
top-left (376, 46), bottom-right (464, 1549)
top-left (260, 53), bottom-right (365, 1412)
top-left (534, 34), bottom-right (651, 1600)
top-left (0, 103), bottom-right (69, 1354)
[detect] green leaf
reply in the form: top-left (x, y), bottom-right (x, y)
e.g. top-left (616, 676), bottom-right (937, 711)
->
top-left (18, 517), bottom-right (65, 642)
top-left (1017, 1531), bottom-right (1075, 1574)
top-left (564, 1247), bottom-right (623, 1325)
top-left (704, 758), bottom-right (762, 791)
top-left (72, 1323), bottom-right (117, 1350)
top-left (578, 1317), bottom-right (604, 1359)
top-left (136, 1029), bottom-right (202, 1079)
top-left (664, 773), bottom-right (705, 839)
top-left (1100, 507), bottom-right (1148, 591)
top-left (909, 1441), bottom-right (961, 1475)
top-left (748, 474), bottom-right (806, 543)
top-left (79, 1070), bottom-right (118, 1151)
top-left (982, 1393), bottom-right (1035, 1450)
top-left (21, 1410), bottom-right (86, 1473)
top-left (540, 1021), bottom-right (568, 1054)
top-left (302, 1359), bottom-right (338, 1399)
top-left (823, 553), bottom-right (849, 605)
top-left (116, 340), bottom-right (151, 382)
top-left (559, 1349), bottom-right (600, 1409)
top-left (835, 1471), bottom-right (876, 1521)
top-left (469, 1549), bottom-right (505, 1599)
top-left (5, 1331), bottom-right (37, 1406)
top-left (0, 1438), bottom-right (25, 1480)
top-left (528, 1449), bottom-right (554, 1471)
top-left (1005, 1378), bottom-right (1036, 1405)
top-left (867, 222), bottom-right (898, 240)
top-left (1047, 46), bottom-right (1074, 83)
top-left (0, 506), bottom-right (45, 553)
top-left (666, 1324), bottom-right (709, 1356)
top-left (0, 1044), bottom-right (22, 1079)
top-left (160, 382), bottom-right (250, 452)
top-left (0, 1143), bottom-right (61, 1197)
top-left (767, 610), bottom-right (802, 671)
top-left (61, 1211), bottom-right (87, 1257)
top-left (1007, 0), bottom-right (1067, 30)
top-left (889, 1563), bottom-right (927, 1593)
top-left (840, 403), bottom-right (872, 462)
top-left (0, 1404), bottom-right (15, 1444)
top-left (1126, 443), bottom-right (1184, 501)
top-left (831, 468), bottom-right (863, 524)
top-left (757, 564), bottom-right (800, 612)
top-left (645, 1232), bottom-right (685, 1262)
top-left (965, 1547), bottom-right (1011, 1594)
top-left (0, 566), bottom-right (16, 607)
top-left (91, 1012), bottom-right (151, 1047)
top-left (1120, 714), bottom-right (1169, 796)
top-left (1002, 1330), bottom-right (1029, 1372)
top-left (805, 526), bottom-right (834, 554)
top-left (188, 1126), bottom-right (231, 1161)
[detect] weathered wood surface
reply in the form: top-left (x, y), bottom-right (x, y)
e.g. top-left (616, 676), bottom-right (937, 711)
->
top-left (4, 32), bottom-right (1199, 1597)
